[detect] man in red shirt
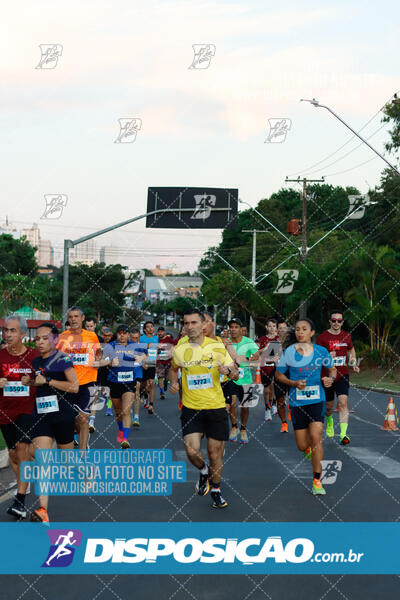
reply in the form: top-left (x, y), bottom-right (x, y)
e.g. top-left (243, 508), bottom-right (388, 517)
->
top-left (316, 310), bottom-right (359, 445)
top-left (0, 315), bottom-right (39, 519)
top-left (257, 318), bottom-right (280, 423)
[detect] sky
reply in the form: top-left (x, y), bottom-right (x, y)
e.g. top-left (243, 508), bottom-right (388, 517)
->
top-left (1, 0), bottom-right (399, 272)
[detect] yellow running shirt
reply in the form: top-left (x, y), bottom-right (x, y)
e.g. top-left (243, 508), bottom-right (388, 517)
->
top-left (172, 336), bottom-right (233, 409)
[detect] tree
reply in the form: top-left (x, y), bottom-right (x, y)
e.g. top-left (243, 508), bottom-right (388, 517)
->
top-left (0, 234), bottom-right (37, 277)
top-left (55, 262), bottom-right (126, 322)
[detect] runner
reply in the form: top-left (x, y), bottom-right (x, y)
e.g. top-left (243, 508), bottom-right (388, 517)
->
top-left (128, 328), bottom-right (144, 426)
top-left (103, 324), bottom-right (147, 448)
top-left (226, 318), bottom-right (259, 444)
top-left (257, 318), bottom-right (280, 422)
top-left (84, 316), bottom-right (100, 433)
top-left (169, 309), bottom-right (237, 508)
top-left (57, 306), bottom-right (101, 450)
top-left (156, 327), bottom-right (175, 400)
top-left (139, 322), bottom-right (158, 415)
top-left (275, 318), bottom-right (336, 495)
top-left (100, 327), bottom-right (114, 416)
top-left (271, 320), bottom-right (290, 432)
top-left (316, 310), bottom-right (360, 445)
top-left (0, 315), bottom-right (39, 519)
top-left (28, 323), bottom-right (79, 523)
top-left (129, 329), bottom-right (140, 344)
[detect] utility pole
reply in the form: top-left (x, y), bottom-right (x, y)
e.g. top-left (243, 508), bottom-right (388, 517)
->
top-left (242, 229), bottom-right (269, 338)
top-left (284, 177), bottom-right (325, 318)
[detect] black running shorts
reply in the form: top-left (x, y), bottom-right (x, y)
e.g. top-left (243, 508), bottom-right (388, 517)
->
top-left (324, 374), bottom-right (350, 402)
top-left (0, 413), bottom-right (34, 448)
top-left (180, 406), bottom-right (229, 441)
top-left (109, 381), bottom-right (138, 398)
top-left (291, 402), bottom-right (325, 430)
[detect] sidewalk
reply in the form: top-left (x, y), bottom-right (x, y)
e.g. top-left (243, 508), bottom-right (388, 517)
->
top-left (0, 464), bottom-right (16, 499)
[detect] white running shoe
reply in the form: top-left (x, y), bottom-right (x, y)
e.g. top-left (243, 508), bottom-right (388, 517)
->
top-left (265, 409), bottom-right (272, 422)
top-left (272, 405), bottom-right (278, 416)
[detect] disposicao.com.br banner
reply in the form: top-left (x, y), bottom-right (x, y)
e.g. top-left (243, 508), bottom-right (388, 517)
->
top-left (0, 522), bottom-right (398, 574)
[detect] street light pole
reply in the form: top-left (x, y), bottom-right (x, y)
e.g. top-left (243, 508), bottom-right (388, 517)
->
top-left (301, 98), bottom-right (400, 176)
top-left (61, 207), bottom-right (232, 323)
top-left (242, 229), bottom-right (269, 338)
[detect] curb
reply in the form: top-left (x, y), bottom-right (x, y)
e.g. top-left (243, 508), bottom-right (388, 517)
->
top-left (351, 383), bottom-right (400, 397)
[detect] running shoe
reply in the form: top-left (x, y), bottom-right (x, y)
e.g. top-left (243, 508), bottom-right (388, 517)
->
top-left (105, 408), bottom-right (112, 416)
top-left (229, 426), bottom-right (238, 442)
top-left (326, 416), bottom-right (334, 438)
top-left (30, 507), bottom-right (50, 523)
top-left (121, 438), bottom-right (130, 449)
top-left (142, 394), bottom-right (149, 409)
top-left (304, 446), bottom-right (312, 460)
top-left (340, 434), bottom-right (350, 445)
top-left (195, 470), bottom-right (210, 496)
top-left (148, 405), bottom-right (154, 415)
top-left (272, 405), bottom-right (278, 416)
top-left (312, 479), bottom-right (326, 495)
top-left (280, 422), bottom-right (288, 433)
top-left (160, 392), bottom-right (165, 400)
top-left (7, 499), bottom-right (27, 519)
top-left (133, 417), bottom-right (140, 427)
top-left (265, 409), bottom-right (272, 422)
top-left (211, 490), bottom-right (228, 509)
top-left (117, 431), bottom-right (124, 444)
top-left (240, 429), bottom-right (248, 444)
top-left (178, 400), bottom-right (183, 410)
top-left (88, 419), bottom-right (95, 434)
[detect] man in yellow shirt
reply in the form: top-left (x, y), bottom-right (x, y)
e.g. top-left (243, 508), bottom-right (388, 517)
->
top-left (170, 309), bottom-right (237, 509)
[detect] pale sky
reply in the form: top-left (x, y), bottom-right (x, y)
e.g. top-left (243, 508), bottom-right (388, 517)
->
top-left (1, 0), bottom-right (399, 272)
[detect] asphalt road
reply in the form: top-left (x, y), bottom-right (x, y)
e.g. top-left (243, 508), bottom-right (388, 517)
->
top-left (1, 385), bottom-right (399, 599)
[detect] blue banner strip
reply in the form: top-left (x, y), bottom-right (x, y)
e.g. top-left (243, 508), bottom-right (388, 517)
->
top-left (0, 522), bottom-right (398, 574)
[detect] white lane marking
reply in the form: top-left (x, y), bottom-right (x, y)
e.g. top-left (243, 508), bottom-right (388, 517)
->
top-left (346, 447), bottom-right (400, 478)
top-left (352, 413), bottom-right (400, 431)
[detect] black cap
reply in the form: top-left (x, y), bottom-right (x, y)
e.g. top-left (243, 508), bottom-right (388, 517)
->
top-left (116, 324), bottom-right (129, 333)
top-left (228, 317), bottom-right (242, 327)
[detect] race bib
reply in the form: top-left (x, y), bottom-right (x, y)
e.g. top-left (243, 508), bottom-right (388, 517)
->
top-left (296, 385), bottom-right (320, 401)
top-left (158, 350), bottom-right (169, 360)
top-left (148, 348), bottom-right (158, 361)
top-left (238, 367), bottom-right (245, 378)
top-left (187, 373), bottom-right (214, 390)
top-left (220, 373), bottom-right (224, 382)
top-left (333, 356), bottom-right (346, 366)
top-left (69, 353), bottom-right (89, 366)
top-left (36, 395), bottom-right (59, 414)
top-left (118, 371), bottom-right (134, 382)
top-left (4, 382), bottom-right (29, 397)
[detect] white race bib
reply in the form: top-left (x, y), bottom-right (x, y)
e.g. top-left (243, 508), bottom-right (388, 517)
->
top-left (238, 367), bottom-right (245, 379)
top-left (333, 356), bottom-right (346, 366)
top-left (69, 353), bottom-right (89, 366)
top-left (36, 395), bottom-right (59, 414)
top-left (4, 382), bottom-right (29, 397)
top-left (148, 348), bottom-right (158, 361)
top-left (118, 371), bottom-right (134, 382)
top-left (296, 385), bottom-right (320, 401)
top-left (187, 373), bottom-right (214, 390)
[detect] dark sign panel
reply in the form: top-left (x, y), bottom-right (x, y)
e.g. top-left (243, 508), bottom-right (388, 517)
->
top-left (146, 187), bottom-right (238, 229)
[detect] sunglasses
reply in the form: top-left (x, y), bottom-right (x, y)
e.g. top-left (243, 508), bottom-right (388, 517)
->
top-left (330, 318), bottom-right (343, 323)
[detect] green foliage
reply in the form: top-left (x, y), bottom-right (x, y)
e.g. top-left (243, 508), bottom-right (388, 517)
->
top-left (0, 234), bottom-right (38, 277)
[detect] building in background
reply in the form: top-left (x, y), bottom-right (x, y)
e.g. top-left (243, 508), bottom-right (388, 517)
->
top-left (71, 239), bottom-right (97, 266)
top-left (20, 223), bottom-right (54, 267)
top-left (100, 245), bottom-right (119, 264)
top-left (144, 276), bottom-right (202, 302)
top-left (0, 217), bottom-right (20, 240)
top-left (151, 264), bottom-right (174, 276)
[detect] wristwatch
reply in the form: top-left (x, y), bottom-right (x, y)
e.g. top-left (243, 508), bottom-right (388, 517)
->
top-left (227, 367), bottom-right (232, 376)
top-left (45, 375), bottom-right (52, 385)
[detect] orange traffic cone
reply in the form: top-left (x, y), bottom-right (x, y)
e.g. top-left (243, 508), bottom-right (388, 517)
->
top-left (254, 363), bottom-right (262, 384)
top-left (381, 397), bottom-right (399, 431)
